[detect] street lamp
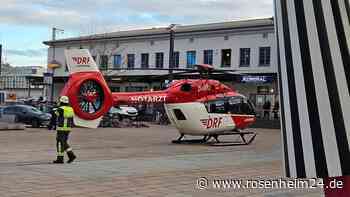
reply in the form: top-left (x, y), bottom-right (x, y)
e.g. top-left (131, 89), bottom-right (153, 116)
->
top-left (0, 44), bottom-right (2, 75)
top-left (168, 24), bottom-right (178, 82)
top-left (49, 27), bottom-right (64, 103)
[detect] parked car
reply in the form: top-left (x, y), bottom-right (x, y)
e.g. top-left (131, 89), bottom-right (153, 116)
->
top-left (109, 106), bottom-right (138, 120)
top-left (2, 105), bottom-right (51, 128)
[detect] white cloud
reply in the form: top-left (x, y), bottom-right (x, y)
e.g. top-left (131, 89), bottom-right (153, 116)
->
top-left (0, 0), bottom-right (274, 66)
top-left (0, 0), bottom-right (273, 31)
top-left (7, 48), bottom-right (46, 57)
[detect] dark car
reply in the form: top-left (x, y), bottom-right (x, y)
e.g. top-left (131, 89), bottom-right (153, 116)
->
top-left (2, 105), bottom-right (51, 128)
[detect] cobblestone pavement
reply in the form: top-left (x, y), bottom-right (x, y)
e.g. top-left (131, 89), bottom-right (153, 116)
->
top-left (0, 125), bottom-right (323, 197)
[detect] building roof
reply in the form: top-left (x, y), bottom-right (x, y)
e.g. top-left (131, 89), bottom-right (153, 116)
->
top-left (1, 66), bottom-right (45, 76)
top-left (43, 17), bottom-right (274, 45)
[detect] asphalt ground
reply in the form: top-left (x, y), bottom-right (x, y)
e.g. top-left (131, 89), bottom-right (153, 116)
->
top-left (0, 125), bottom-right (323, 197)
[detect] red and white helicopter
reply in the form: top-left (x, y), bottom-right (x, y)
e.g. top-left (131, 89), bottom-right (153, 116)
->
top-left (61, 49), bottom-right (257, 145)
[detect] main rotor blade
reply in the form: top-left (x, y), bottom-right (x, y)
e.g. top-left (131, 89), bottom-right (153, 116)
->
top-left (111, 68), bottom-right (196, 72)
top-left (151, 70), bottom-right (201, 80)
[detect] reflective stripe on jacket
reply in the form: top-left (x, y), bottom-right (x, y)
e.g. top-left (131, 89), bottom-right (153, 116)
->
top-left (56, 106), bottom-right (74, 131)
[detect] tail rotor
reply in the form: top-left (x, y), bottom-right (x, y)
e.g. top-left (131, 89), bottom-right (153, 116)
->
top-left (60, 49), bottom-right (113, 128)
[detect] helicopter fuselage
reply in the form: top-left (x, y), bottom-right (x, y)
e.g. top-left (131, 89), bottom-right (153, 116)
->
top-left (61, 49), bottom-right (256, 136)
top-left (111, 79), bottom-right (256, 136)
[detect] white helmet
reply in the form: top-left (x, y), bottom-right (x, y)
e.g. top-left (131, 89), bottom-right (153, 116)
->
top-left (59, 96), bottom-right (69, 104)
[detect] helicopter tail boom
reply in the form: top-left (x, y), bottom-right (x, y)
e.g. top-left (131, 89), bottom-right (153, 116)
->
top-left (112, 91), bottom-right (168, 105)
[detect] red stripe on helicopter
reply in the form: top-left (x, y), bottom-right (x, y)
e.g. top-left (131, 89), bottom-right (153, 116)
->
top-left (231, 115), bottom-right (255, 129)
top-left (200, 119), bottom-right (208, 127)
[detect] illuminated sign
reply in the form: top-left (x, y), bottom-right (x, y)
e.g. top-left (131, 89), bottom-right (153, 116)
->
top-left (241, 76), bottom-right (272, 83)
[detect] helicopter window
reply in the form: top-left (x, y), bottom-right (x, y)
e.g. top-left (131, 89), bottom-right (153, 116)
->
top-left (173, 109), bottom-right (187, 120)
top-left (205, 96), bottom-right (255, 115)
top-left (227, 97), bottom-right (255, 115)
top-left (180, 83), bottom-right (192, 92)
top-left (208, 100), bottom-right (226, 114)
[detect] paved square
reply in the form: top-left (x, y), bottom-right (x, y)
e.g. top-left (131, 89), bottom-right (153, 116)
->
top-left (0, 125), bottom-right (322, 196)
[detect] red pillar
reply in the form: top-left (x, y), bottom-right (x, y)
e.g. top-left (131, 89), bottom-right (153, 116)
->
top-left (324, 176), bottom-right (350, 197)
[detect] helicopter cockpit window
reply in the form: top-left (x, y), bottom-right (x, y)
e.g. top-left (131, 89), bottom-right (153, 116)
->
top-left (205, 96), bottom-right (255, 115)
top-left (207, 100), bottom-right (226, 114)
top-left (180, 83), bottom-right (192, 92)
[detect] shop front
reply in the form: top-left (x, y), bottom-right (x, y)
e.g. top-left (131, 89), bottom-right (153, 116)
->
top-left (232, 74), bottom-right (279, 119)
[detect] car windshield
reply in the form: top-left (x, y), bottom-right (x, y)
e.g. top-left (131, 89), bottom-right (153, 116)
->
top-left (109, 107), bottom-right (120, 113)
top-left (29, 106), bottom-right (42, 113)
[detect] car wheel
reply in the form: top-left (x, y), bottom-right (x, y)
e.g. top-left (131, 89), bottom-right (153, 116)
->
top-left (32, 119), bottom-right (40, 128)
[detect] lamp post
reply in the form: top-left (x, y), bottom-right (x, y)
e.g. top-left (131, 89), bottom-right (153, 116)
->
top-left (0, 44), bottom-right (2, 76)
top-left (49, 27), bottom-right (64, 103)
top-left (168, 24), bottom-right (178, 82)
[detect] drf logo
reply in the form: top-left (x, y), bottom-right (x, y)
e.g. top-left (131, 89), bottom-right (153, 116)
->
top-left (200, 117), bottom-right (223, 129)
top-left (72, 56), bottom-right (90, 65)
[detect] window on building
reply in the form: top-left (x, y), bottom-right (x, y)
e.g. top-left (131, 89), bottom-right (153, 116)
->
top-left (111, 87), bottom-right (121, 92)
top-left (221, 49), bottom-right (231, 67)
top-left (174, 51), bottom-right (180, 68)
top-left (99, 55), bottom-right (108, 70)
top-left (204, 49), bottom-right (213, 65)
top-left (155, 52), bottom-right (164, 68)
top-left (169, 51), bottom-right (179, 69)
top-left (141, 53), bottom-right (149, 68)
top-left (127, 54), bottom-right (135, 69)
top-left (187, 51), bottom-right (196, 68)
top-left (125, 86), bottom-right (146, 92)
top-left (113, 55), bottom-right (122, 69)
top-left (259, 47), bottom-right (271, 66)
top-left (240, 48), bottom-right (251, 67)
top-left (173, 52), bottom-right (180, 68)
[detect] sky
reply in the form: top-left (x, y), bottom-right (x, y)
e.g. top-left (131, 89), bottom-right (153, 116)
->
top-left (0, 0), bottom-right (273, 67)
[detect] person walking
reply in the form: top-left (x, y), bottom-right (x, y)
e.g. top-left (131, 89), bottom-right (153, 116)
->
top-left (263, 100), bottom-right (271, 120)
top-left (48, 102), bottom-right (58, 130)
top-left (273, 101), bottom-right (280, 120)
top-left (53, 96), bottom-right (77, 164)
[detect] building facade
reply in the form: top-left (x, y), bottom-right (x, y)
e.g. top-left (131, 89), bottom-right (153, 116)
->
top-left (44, 18), bottom-right (278, 111)
top-left (0, 65), bottom-right (45, 100)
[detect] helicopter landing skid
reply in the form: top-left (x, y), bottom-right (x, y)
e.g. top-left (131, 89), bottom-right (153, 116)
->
top-left (171, 134), bottom-right (209, 144)
top-left (172, 130), bottom-right (257, 146)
